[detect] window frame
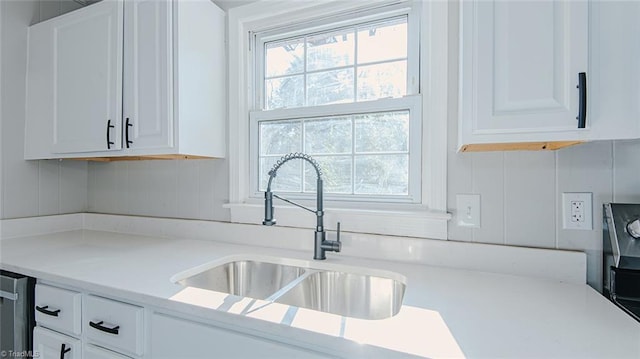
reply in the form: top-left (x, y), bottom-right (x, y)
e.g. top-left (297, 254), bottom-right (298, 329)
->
top-left (250, 3), bottom-right (421, 204)
top-left (226, 0), bottom-right (451, 239)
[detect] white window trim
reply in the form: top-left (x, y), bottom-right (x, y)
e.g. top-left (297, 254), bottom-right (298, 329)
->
top-left (225, 0), bottom-right (451, 240)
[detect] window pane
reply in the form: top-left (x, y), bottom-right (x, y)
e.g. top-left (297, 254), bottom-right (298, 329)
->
top-left (307, 69), bottom-right (354, 106)
top-left (355, 155), bottom-right (408, 195)
top-left (266, 75), bottom-right (304, 109)
top-left (355, 112), bottom-right (409, 153)
top-left (357, 19), bottom-right (407, 64)
top-left (357, 60), bottom-right (407, 100)
top-left (307, 30), bottom-right (355, 71)
top-left (257, 109), bottom-right (412, 196)
top-left (304, 156), bottom-right (352, 193)
top-left (260, 156), bottom-right (302, 192)
top-left (260, 120), bottom-right (301, 155)
top-left (304, 117), bottom-right (352, 154)
top-left (257, 13), bottom-right (417, 200)
top-left (265, 38), bottom-right (304, 77)
top-left (263, 16), bottom-right (410, 110)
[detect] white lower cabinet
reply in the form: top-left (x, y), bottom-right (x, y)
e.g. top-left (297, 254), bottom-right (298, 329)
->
top-left (33, 326), bottom-right (81, 359)
top-left (35, 284), bottom-right (82, 336)
top-left (83, 295), bottom-right (144, 357)
top-left (33, 283), bottom-right (83, 359)
top-left (34, 281), bottom-right (337, 359)
top-left (34, 282), bottom-right (140, 359)
top-left (83, 344), bottom-right (133, 359)
top-left (150, 313), bottom-right (332, 359)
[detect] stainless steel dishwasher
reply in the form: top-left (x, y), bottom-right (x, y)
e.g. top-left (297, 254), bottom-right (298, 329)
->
top-left (0, 270), bottom-right (35, 355)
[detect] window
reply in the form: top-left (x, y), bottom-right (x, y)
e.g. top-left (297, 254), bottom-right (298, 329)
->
top-left (250, 6), bottom-right (421, 203)
top-left (227, 1), bottom-right (450, 239)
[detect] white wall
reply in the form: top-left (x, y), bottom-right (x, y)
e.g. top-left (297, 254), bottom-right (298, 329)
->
top-left (85, 139), bottom-right (639, 290)
top-left (0, 0), bottom-right (88, 219)
top-left (446, 2), bottom-right (640, 290)
top-left (3, 1), bottom-right (638, 289)
top-left (448, 139), bottom-right (640, 290)
top-left (86, 2), bottom-right (639, 290)
top-left (87, 159), bottom-right (230, 221)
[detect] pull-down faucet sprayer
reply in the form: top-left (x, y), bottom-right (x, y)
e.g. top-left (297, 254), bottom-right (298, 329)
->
top-left (263, 153), bottom-right (341, 260)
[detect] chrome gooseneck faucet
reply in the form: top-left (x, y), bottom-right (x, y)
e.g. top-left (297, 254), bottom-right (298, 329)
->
top-left (263, 153), bottom-right (341, 260)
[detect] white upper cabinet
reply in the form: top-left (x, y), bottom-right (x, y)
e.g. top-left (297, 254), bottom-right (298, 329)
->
top-left (588, 1), bottom-right (640, 141)
top-left (459, 0), bottom-right (588, 151)
top-left (25, 0), bottom-right (226, 160)
top-left (53, 1), bottom-right (123, 154)
top-left (122, 0), bottom-right (173, 151)
top-left (26, 0), bottom-right (123, 155)
top-left (458, 0), bottom-right (640, 152)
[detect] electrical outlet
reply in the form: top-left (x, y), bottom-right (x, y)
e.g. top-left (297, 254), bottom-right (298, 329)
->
top-left (571, 200), bottom-right (585, 223)
top-left (563, 193), bottom-right (592, 230)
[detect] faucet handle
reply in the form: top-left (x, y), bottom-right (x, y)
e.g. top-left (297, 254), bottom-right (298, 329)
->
top-left (333, 222), bottom-right (342, 253)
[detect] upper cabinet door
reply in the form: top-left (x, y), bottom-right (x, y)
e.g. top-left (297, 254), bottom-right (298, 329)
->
top-left (51, 0), bottom-right (123, 153)
top-left (588, 1), bottom-right (640, 141)
top-left (122, 0), bottom-right (173, 151)
top-left (460, 0), bottom-right (588, 135)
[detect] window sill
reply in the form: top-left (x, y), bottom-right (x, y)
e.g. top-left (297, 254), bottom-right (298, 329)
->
top-left (223, 202), bottom-right (451, 240)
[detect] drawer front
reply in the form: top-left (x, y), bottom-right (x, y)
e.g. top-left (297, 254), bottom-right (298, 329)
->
top-left (35, 283), bottom-right (82, 335)
top-left (84, 344), bottom-right (133, 359)
top-left (84, 295), bottom-right (144, 356)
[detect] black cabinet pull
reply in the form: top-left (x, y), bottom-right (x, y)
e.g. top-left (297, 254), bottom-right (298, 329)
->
top-left (125, 118), bottom-right (133, 148)
top-left (36, 305), bottom-right (61, 317)
top-left (60, 343), bottom-right (71, 359)
top-left (576, 72), bottom-right (587, 128)
top-left (106, 119), bottom-right (115, 149)
top-left (89, 320), bottom-right (120, 335)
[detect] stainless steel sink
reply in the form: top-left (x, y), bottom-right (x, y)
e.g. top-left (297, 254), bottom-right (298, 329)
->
top-left (175, 260), bottom-right (305, 300)
top-left (173, 258), bottom-right (406, 320)
top-left (274, 271), bottom-right (406, 320)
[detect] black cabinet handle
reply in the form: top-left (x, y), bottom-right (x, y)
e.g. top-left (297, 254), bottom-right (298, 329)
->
top-left (36, 305), bottom-right (61, 317)
top-left (60, 343), bottom-right (71, 359)
top-left (576, 72), bottom-right (587, 128)
top-left (89, 320), bottom-right (120, 335)
top-left (106, 119), bottom-right (115, 149)
top-left (125, 118), bottom-right (133, 148)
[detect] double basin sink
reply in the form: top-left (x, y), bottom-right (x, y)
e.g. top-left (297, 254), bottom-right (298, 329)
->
top-left (171, 257), bottom-right (406, 320)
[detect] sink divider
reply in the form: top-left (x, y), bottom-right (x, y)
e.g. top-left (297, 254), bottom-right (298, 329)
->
top-left (265, 270), bottom-right (318, 302)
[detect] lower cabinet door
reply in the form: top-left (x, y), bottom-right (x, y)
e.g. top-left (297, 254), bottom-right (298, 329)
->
top-left (150, 313), bottom-right (331, 358)
top-left (83, 344), bottom-right (132, 359)
top-left (33, 326), bottom-right (81, 359)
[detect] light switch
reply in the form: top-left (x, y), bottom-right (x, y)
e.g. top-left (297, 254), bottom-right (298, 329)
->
top-left (456, 194), bottom-right (481, 228)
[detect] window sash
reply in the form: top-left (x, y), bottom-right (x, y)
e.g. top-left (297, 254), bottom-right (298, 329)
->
top-left (253, 3), bottom-right (420, 111)
top-left (249, 95), bottom-right (422, 204)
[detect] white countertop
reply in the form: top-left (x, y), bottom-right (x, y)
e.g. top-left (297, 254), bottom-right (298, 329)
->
top-left (2, 228), bottom-right (640, 358)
